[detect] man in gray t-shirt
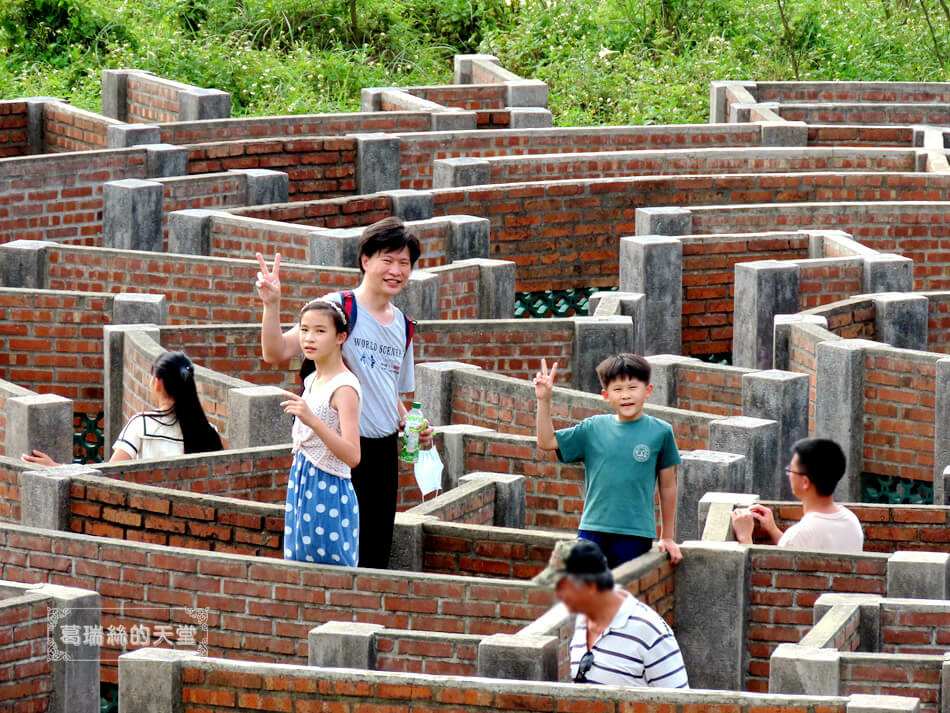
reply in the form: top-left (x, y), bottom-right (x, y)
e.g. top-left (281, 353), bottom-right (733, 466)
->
top-left (258, 217), bottom-right (430, 569)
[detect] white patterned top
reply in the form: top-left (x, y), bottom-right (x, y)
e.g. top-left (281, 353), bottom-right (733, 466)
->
top-left (291, 370), bottom-right (362, 479)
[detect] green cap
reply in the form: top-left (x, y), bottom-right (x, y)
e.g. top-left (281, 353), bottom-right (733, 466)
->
top-left (532, 538), bottom-right (609, 587)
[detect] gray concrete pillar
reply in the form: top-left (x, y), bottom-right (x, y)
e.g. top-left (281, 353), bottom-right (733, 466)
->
top-left (308, 621), bottom-right (382, 668)
top-left (21, 467), bottom-right (90, 530)
top-left (101, 69), bottom-right (129, 121)
top-left (41, 583), bottom-right (102, 713)
top-left (167, 209), bottom-right (219, 256)
top-left (413, 362), bottom-right (483, 427)
top-left (742, 370), bottom-right (810, 501)
top-left (460, 472), bottom-right (526, 528)
top-left (571, 316), bottom-right (636, 393)
top-left (393, 271), bottom-right (439, 320)
top-left (103, 325), bottom-right (161, 450)
top-left (431, 111), bottom-right (478, 132)
top-left (382, 189), bottom-right (434, 222)
top-left (436, 424), bottom-right (493, 489)
top-left (179, 88), bottom-right (231, 121)
top-left (886, 551), bottom-right (950, 599)
top-left (863, 254), bottom-right (913, 294)
top-left (113, 293), bottom-right (167, 325)
top-left (447, 215), bottom-right (490, 261)
top-left (244, 168), bottom-right (289, 205)
top-left (872, 293), bottom-right (928, 350)
top-left (506, 81), bottom-right (549, 108)
top-left (733, 261), bottom-right (799, 370)
top-left (709, 416), bottom-right (780, 497)
top-left (619, 236), bottom-right (683, 356)
top-left (709, 81), bottom-right (757, 124)
top-left (433, 158), bottom-right (491, 189)
top-left (103, 179), bottom-right (164, 252)
top-left (674, 542), bottom-right (750, 690)
top-left (508, 108), bottom-right (553, 128)
top-left (644, 354), bottom-right (700, 408)
top-left (935, 359), bottom-right (950, 503)
top-left (472, 258), bottom-right (515, 320)
top-left (773, 314), bottom-right (828, 370)
top-left (453, 53), bottom-right (500, 84)
top-left (228, 386), bottom-right (292, 449)
top-left (846, 695), bottom-right (920, 713)
top-left (23, 98), bottom-right (58, 154)
top-left (390, 513), bottom-right (436, 571)
top-left (145, 144), bottom-right (189, 178)
top-left (815, 340), bottom-right (870, 502)
top-left (106, 123), bottom-right (161, 149)
top-left (761, 120), bottom-right (808, 147)
top-left (0, 239), bottom-right (50, 288)
top-left (769, 644), bottom-right (840, 696)
top-left (6, 394), bottom-right (73, 465)
top-left (634, 207), bottom-right (692, 237)
top-left (589, 291), bottom-right (646, 355)
top-left (118, 648), bottom-right (197, 713)
top-left (308, 227), bottom-right (361, 268)
top-left (477, 634), bottom-right (558, 681)
top-left (352, 134), bottom-right (401, 194)
top-left (678, 451), bottom-right (749, 541)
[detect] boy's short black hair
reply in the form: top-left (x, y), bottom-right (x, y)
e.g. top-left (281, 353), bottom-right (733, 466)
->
top-left (791, 438), bottom-right (846, 496)
top-left (357, 216), bottom-right (421, 273)
top-left (595, 353), bottom-right (651, 389)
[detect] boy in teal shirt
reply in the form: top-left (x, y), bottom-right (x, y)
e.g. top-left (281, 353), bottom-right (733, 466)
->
top-left (534, 353), bottom-right (682, 568)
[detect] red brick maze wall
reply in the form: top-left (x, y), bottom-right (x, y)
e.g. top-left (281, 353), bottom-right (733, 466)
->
top-left (43, 103), bottom-right (116, 153)
top-left (0, 101), bottom-right (29, 159)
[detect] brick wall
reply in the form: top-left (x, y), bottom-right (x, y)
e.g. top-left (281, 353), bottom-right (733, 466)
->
top-left (230, 193), bottom-right (392, 229)
top-left (45, 244), bottom-right (359, 324)
top-left (396, 123), bottom-right (763, 189)
top-left (175, 655), bottom-right (849, 713)
top-left (925, 292), bottom-right (950, 355)
top-left (756, 82), bottom-right (950, 103)
top-left (374, 630), bottom-right (480, 675)
top-left (840, 654), bottom-right (942, 713)
top-left (0, 522), bottom-right (556, 683)
top-left (0, 148), bottom-right (148, 244)
top-left (159, 113), bottom-right (431, 144)
top-left (673, 362), bottom-right (748, 417)
top-left (0, 462), bottom-right (24, 523)
top-left (797, 258), bottom-right (864, 309)
top-left (407, 480), bottom-right (495, 525)
top-left (746, 549), bottom-right (887, 692)
top-left (421, 521), bottom-right (562, 580)
top-left (0, 288), bottom-right (113, 414)
top-left (126, 73), bottom-right (189, 124)
top-left (407, 85), bottom-right (508, 111)
top-left (0, 589), bottom-right (52, 710)
top-left (96, 447), bottom-right (292, 503)
top-left (881, 602), bottom-right (950, 655)
top-left (208, 213), bottom-right (335, 264)
top-left (808, 298), bottom-right (876, 340)
top-left (779, 104), bottom-right (950, 125)
top-left (186, 138), bottom-right (357, 201)
top-left (680, 232), bottom-right (810, 356)
top-left (0, 101), bottom-right (29, 158)
top-left (67, 474), bottom-right (285, 557)
top-left (425, 262), bottom-right (481, 320)
top-left (863, 350), bottom-right (936, 484)
top-left (807, 125), bottom-right (915, 147)
top-left (768, 502), bottom-right (950, 553)
top-left (688, 202), bottom-right (950, 291)
top-left (481, 147), bottom-right (918, 185)
top-left (43, 102), bottom-right (118, 153)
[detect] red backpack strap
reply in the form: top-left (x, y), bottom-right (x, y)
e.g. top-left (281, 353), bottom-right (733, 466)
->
top-left (339, 290), bottom-right (358, 331)
top-left (404, 314), bottom-right (415, 351)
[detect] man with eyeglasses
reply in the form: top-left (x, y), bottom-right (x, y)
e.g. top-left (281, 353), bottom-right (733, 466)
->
top-left (533, 539), bottom-right (689, 688)
top-left (730, 438), bottom-right (863, 552)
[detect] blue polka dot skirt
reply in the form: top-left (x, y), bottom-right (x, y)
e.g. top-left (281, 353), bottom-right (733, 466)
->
top-left (284, 451), bottom-right (359, 566)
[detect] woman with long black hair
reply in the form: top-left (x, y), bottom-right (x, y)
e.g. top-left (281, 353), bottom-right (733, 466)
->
top-left (22, 351), bottom-right (222, 465)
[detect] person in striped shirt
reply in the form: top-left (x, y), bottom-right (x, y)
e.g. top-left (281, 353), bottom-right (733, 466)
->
top-left (534, 539), bottom-right (689, 689)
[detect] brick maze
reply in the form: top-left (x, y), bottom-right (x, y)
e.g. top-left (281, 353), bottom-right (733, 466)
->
top-left (0, 57), bottom-right (949, 713)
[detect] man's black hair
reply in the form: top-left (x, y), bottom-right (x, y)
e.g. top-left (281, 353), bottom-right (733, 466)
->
top-left (792, 438), bottom-right (847, 497)
top-left (595, 353), bottom-right (651, 390)
top-left (357, 216), bottom-right (421, 273)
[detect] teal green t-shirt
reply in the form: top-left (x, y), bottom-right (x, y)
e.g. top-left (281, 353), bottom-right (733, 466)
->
top-left (555, 414), bottom-right (681, 538)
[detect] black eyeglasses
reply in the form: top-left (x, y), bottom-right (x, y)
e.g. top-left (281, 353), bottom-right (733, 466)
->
top-left (784, 467), bottom-right (807, 476)
top-left (574, 651), bottom-right (594, 683)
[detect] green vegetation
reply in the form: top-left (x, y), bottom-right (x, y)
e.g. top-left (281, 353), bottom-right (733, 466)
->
top-left (1, 0), bottom-right (948, 125)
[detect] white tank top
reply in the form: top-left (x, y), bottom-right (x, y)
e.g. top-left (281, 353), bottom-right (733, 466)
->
top-left (291, 370), bottom-right (362, 478)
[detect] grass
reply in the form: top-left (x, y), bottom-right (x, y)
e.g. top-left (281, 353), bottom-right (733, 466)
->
top-left (0, 0), bottom-right (948, 126)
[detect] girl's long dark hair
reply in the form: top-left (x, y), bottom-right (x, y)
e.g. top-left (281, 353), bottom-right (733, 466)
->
top-left (152, 351), bottom-right (223, 454)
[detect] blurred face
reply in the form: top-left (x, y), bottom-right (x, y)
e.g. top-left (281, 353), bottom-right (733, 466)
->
top-left (601, 377), bottom-right (652, 422)
top-left (554, 577), bottom-right (594, 614)
top-left (298, 309), bottom-right (345, 361)
top-left (361, 247), bottom-right (412, 297)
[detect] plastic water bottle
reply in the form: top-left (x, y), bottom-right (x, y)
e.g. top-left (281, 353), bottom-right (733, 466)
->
top-left (400, 402), bottom-right (425, 463)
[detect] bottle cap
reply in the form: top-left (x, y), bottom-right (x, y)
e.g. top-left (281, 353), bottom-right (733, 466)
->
top-left (411, 401), bottom-right (422, 409)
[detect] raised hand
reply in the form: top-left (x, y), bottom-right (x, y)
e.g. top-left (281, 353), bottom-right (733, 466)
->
top-left (255, 252), bottom-right (282, 306)
top-left (280, 392), bottom-right (316, 429)
top-left (533, 359), bottom-right (559, 401)
top-left (21, 449), bottom-right (60, 467)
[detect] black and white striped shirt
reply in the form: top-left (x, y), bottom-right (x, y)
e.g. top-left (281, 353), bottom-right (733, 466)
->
top-left (569, 591), bottom-right (689, 688)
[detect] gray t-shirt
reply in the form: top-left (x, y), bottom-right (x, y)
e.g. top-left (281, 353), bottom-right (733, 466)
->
top-left (326, 293), bottom-right (415, 438)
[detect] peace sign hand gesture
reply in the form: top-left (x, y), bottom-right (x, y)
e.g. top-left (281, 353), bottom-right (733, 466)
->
top-left (255, 252), bottom-right (282, 306)
top-left (533, 359), bottom-right (558, 401)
